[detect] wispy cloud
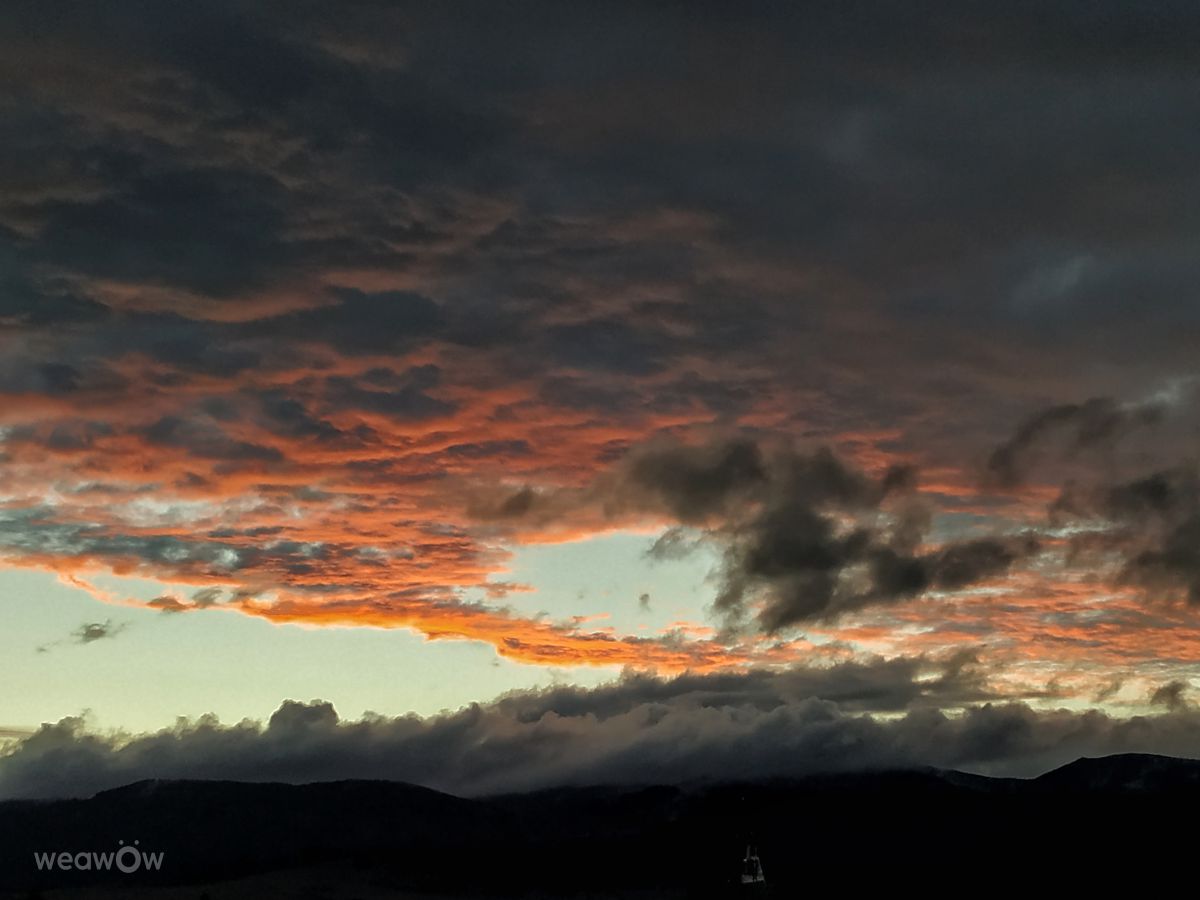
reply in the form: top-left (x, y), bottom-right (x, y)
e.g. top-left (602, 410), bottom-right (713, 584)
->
top-left (36, 619), bottom-right (128, 654)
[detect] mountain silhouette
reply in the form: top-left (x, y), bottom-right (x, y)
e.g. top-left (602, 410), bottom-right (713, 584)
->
top-left (1033, 752), bottom-right (1200, 791)
top-left (2, 754), bottom-right (1197, 896)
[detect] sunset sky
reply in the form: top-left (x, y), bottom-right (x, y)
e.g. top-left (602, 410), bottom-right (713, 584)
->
top-left (4, 2), bottom-right (1200, 798)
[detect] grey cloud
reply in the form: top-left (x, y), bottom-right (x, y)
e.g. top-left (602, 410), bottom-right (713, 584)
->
top-left (323, 367), bottom-right (455, 421)
top-left (0, 245), bottom-right (110, 327)
top-left (638, 440), bottom-right (1033, 629)
top-left (73, 620), bottom-right (127, 644)
top-left (480, 441), bottom-right (866, 528)
top-left (543, 319), bottom-right (673, 376)
top-left (671, 445), bottom-right (1034, 631)
top-left (256, 392), bottom-right (348, 443)
top-left (723, 526), bottom-right (1037, 633)
top-left (34, 166), bottom-right (291, 297)
top-left (0, 508), bottom-right (358, 589)
top-left (0, 0), bottom-right (1196, 460)
top-left (645, 526), bottom-right (703, 562)
top-left (0, 1), bottom-right (1197, 703)
top-left (490, 654), bottom-right (994, 723)
top-left (190, 587), bottom-right (224, 608)
top-left (35, 619), bottom-right (128, 653)
top-left (538, 377), bottom-right (641, 415)
top-left (142, 416), bottom-right (284, 465)
top-left (1150, 680), bottom-right (1192, 712)
top-left (987, 397), bottom-right (1163, 487)
top-left (2, 659), bottom-right (1198, 800)
top-left (927, 537), bottom-right (1040, 590)
top-left (1053, 464), bottom-right (1200, 606)
top-left (1122, 515), bottom-right (1200, 605)
top-left (6, 3), bottom-right (1194, 331)
top-left (624, 438), bottom-right (770, 524)
top-left (444, 440), bottom-right (533, 460)
top-left (477, 437), bottom-right (1037, 630)
top-left (251, 290), bottom-right (447, 356)
top-left (1093, 679), bottom-right (1124, 704)
top-left (1064, 467), bottom-right (1200, 523)
top-left (148, 595), bottom-right (191, 614)
top-left (148, 587), bottom-right (240, 613)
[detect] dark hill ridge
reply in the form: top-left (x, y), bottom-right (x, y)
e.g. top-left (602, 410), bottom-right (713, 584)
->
top-left (2, 755), bottom-right (1199, 895)
top-left (1032, 752), bottom-right (1200, 791)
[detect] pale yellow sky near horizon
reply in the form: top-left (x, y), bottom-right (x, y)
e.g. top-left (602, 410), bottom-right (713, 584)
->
top-left (0, 532), bottom-right (720, 733)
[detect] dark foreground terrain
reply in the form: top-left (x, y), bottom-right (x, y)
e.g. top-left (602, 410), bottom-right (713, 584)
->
top-left (2, 753), bottom-right (1197, 898)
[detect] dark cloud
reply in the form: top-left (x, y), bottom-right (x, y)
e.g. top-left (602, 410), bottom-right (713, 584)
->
top-left (543, 319), bottom-right (673, 376)
top-left (148, 587), bottom-right (237, 613)
top-left (322, 367), bottom-right (455, 421)
top-left (1052, 464), bottom-right (1200, 606)
top-left (35, 166), bottom-right (291, 296)
top-left (658, 443), bottom-right (1035, 631)
top-left (1122, 515), bottom-right (1200, 606)
top-left (0, 508), bottom-right (356, 588)
top-left (538, 377), bottom-right (640, 414)
top-left (35, 619), bottom-right (128, 653)
top-left (491, 653), bottom-right (995, 722)
top-left (928, 537), bottom-right (1039, 591)
top-left (253, 290), bottom-right (447, 356)
top-left (1101, 468), bottom-right (1200, 521)
top-left (72, 620), bottom-right (126, 644)
top-left (0, 0), bottom-right (1197, 725)
top-left (1150, 680), bottom-right (1192, 712)
top-left (444, 440), bottom-right (533, 460)
top-left (147, 595), bottom-right (191, 614)
top-left (142, 415), bottom-right (285, 465)
top-left (645, 526), bottom-right (703, 562)
top-left (0, 243), bottom-right (112, 326)
top-left (0, 0), bottom-right (1195, 456)
top-left (488, 486), bottom-right (536, 520)
top-left (190, 587), bottom-right (224, 608)
top-left (987, 397), bottom-right (1164, 487)
top-left (2, 659), bottom-right (1198, 800)
top-left (624, 438), bottom-right (770, 524)
top-left (256, 392), bottom-right (348, 443)
top-left (476, 437), bottom-right (1038, 630)
top-left (722, 525), bottom-right (1037, 633)
top-left (3, 0), bottom-right (1195, 374)
top-left (670, 442), bottom-right (1031, 626)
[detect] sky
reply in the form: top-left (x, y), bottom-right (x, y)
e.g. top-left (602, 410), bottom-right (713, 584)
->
top-left (4, 1), bottom-right (1200, 798)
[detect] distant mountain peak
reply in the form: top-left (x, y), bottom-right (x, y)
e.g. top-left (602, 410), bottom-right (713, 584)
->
top-left (1037, 752), bottom-right (1200, 791)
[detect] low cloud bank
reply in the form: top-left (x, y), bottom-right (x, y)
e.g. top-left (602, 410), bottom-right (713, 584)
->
top-left (4, 659), bottom-right (1198, 799)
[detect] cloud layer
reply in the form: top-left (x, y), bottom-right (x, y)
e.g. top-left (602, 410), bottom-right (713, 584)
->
top-left (3, 660), bottom-right (1198, 800)
top-left (0, 2), bottom-right (1199, 707)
